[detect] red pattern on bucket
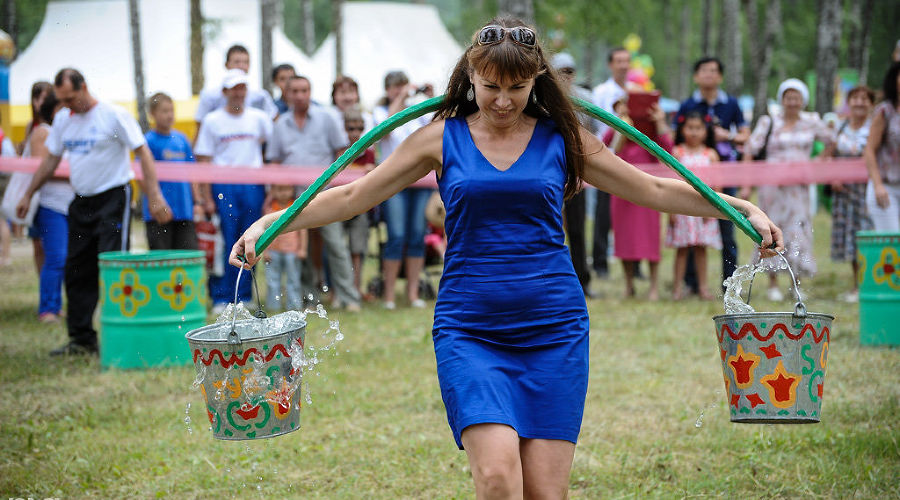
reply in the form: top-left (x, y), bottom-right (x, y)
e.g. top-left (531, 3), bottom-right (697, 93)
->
top-left (192, 340), bottom-right (302, 369)
top-left (718, 322), bottom-right (829, 344)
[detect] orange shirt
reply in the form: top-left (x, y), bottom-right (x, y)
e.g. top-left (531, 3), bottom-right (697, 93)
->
top-left (265, 199), bottom-right (307, 255)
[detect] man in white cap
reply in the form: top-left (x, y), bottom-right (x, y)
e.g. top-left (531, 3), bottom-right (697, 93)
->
top-left (552, 52), bottom-right (596, 297)
top-left (194, 69), bottom-right (273, 313)
top-left (194, 44), bottom-right (278, 132)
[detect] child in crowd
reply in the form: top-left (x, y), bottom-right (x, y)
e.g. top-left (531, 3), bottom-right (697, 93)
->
top-left (343, 107), bottom-right (376, 299)
top-left (667, 111), bottom-right (722, 300)
top-left (144, 93), bottom-right (200, 249)
top-left (264, 184), bottom-right (307, 311)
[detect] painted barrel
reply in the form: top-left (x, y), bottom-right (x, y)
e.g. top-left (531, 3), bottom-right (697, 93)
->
top-left (712, 309), bottom-right (832, 423)
top-left (185, 313), bottom-right (306, 440)
top-left (856, 231), bottom-right (900, 346)
top-left (98, 250), bottom-right (207, 369)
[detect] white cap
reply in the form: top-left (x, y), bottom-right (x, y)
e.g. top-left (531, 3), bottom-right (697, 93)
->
top-left (222, 68), bottom-right (249, 90)
top-left (551, 52), bottom-right (576, 71)
top-left (777, 78), bottom-right (809, 107)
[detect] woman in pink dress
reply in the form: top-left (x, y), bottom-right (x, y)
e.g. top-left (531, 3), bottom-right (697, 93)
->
top-left (605, 97), bottom-right (672, 299)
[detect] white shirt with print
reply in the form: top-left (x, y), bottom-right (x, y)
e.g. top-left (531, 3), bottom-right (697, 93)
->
top-left (194, 107), bottom-right (273, 167)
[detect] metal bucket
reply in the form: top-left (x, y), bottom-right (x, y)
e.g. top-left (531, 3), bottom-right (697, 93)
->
top-left (712, 254), bottom-right (833, 423)
top-left (99, 250), bottom-right (207, 369)
top-left (185, 267), bottom-right (307, 440)
top-left (856, 231), bottom-right (900, 346)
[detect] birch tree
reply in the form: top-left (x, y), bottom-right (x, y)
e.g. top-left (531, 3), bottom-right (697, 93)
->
top-left (190, 0), bottom-right (204, 95)
top-left (814, 0), bottom-right (842, 114)
top-left (128, 0), bottom-right (149, 132)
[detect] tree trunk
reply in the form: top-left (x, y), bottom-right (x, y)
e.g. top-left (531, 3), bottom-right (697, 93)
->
top-left (3, 0), bottom-right (17, 52)
top-left (748, 0), bottom-right (780, 123)
top-left (743, 0), bottom-right (760, 101)
top-left (190, 0), bottom-right (204, 95)
top-left (815, 0), bottom-right (842, 115)
top-left (497, 0), bottom-right (534, 25)
top-left (128, 0), bottom-right (149, 132)
top-left (333, 0), bottom-right (343, 76)
top-left (847, 0), bottom-right (874, 85)
top-left (260, 0), bottom-right (275, 94)
top-left (676, 0), bottom-right (691, 101)
top-left (302, 0), bottom-right (315, 54)
top-left (721, 0), bottom-right (743, 95)
top-left (583, 35), bottom-right (596, 88)
top-left (701, 0), bottom-right (712, 56)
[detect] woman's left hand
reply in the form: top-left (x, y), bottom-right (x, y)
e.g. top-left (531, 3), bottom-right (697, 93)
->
top-left (744, 204), bottom-right (784, 258)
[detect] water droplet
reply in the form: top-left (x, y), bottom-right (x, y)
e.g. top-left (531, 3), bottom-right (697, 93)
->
top-left (217, 193), bottom-right (224, 200)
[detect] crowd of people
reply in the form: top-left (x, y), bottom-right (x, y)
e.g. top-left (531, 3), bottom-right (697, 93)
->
top-left (1, 39), bottom-right (899, 356)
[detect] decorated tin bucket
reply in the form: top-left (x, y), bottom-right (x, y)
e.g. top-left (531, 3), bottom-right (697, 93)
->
top-left (185, 267), bottom-right (306, 440)
top-left (713, 255), bottom-right (833, 423)
top-left (99, 250), bottom-right (207, 369)
top-left (856, 231), bottom-right (900, 346)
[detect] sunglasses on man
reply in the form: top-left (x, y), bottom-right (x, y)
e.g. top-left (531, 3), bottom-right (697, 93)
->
top-left (476, 25), bottom-right (537, 47)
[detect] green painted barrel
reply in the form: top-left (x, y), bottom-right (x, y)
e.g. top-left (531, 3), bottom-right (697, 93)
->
top-left (856, 232), bottom-right (900, 346)
top-left (99, 250), bottom-right (208, 369)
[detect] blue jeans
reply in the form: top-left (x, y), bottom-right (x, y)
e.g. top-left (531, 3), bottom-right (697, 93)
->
top-left (33, 206), bottom-right (68, 315)
top-left (208, 184), bottom-right (266, 305)
top-left (265, 250), bottom-right (302, 311)
top-left (383, 188), bottom-right (431, 260)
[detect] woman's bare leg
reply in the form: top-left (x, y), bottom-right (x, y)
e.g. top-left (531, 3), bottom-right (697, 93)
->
top-left (673, 248), bottom-right (688, 300)
top-left (520, 438), bottom-right (575, 499)
top-left (405, 256), bottom-right (424, 303)
top-left (648, 260), bottom-right (659, 301)
top-left (460, 424), bottom-right (523, 500)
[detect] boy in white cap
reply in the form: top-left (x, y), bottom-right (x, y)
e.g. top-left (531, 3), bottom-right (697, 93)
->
top-left (194, 69), bottom-right (273, 312)
top-left (194, 44), bottom-right (278, 131)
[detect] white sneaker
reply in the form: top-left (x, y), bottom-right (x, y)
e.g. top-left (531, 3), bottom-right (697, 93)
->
top-left (766, 287), bottom-right (784, 301)
top-left (383, 301), bottom-right (396, 310)
top-left (411, 299), bottom-right (426, 308)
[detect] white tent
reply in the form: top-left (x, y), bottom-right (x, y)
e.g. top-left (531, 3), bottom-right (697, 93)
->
top-left (9, 0), bottom-right (313, 105)
top-left (309, 2), bottom-right (464, 108)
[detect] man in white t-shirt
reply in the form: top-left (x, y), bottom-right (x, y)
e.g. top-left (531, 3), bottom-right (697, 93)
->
top-left (16, 68), bottom-right (171, 356)
top-left (194, 44), bottom-right (278, 132)
top-left (195, 69), bottom-right (273, 310)
top-left (590, 47), bottom-right (630, 278)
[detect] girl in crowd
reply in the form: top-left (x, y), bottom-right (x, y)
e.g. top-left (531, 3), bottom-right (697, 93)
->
top-left (230, 18), bottom-right (782, 497)
top-left (864, 61), bottom-right (900, 231)
top-left (826, 86), bottom-right (874, 302)
top-left (667, 111), bottom-right (722, 300)
top-left (373, 70), bottom-right (434, 309)
top-left (745, 78), bottom-right (834, 301)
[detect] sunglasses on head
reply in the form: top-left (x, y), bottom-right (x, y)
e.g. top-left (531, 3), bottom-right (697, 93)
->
top-left (476, 25), bottom-right (537, 47)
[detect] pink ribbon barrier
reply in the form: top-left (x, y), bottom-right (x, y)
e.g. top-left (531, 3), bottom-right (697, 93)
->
top-left (0, 156), bottom-right (868, 188)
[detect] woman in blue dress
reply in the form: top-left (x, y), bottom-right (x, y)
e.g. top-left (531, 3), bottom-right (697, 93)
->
top-left (231, 18), bottom-right (784, 499)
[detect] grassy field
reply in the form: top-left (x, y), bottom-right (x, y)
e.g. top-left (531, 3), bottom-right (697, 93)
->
top-left (1, 213), bottom-right (898, 499)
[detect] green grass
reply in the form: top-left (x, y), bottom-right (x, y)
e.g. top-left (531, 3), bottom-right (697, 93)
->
top-left (1, 213), bottom-right (898, 498)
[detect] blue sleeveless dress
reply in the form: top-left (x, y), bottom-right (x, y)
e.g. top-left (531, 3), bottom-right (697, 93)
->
top-left (434, 116), bottom-right (590, 449)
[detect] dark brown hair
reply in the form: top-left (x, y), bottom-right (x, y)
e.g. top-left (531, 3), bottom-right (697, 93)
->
top-left (434, 17), bottom-right (584, 199)
top-left (846, 85), bottom-right (875, 104)
top-left (148, 92), bottom-right (173, 113)
top-left (331, 75), bottom-right (360, 105)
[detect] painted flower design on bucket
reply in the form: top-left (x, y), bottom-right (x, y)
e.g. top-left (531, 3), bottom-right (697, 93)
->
top-left (157, 267), bottom-right (196, 310)
top-left (873, 247), bottom-right (900, 290)
top-left (856, 250), bottom-right (866, 287)
top-left (108, 269), bottom-right (151, 317)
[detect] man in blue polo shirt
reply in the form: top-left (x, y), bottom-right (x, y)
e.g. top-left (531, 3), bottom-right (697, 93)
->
top-left (674, 56), bottom-right (750, 289)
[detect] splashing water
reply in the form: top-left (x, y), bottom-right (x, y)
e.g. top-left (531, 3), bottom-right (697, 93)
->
top-left (722, 258), bottom-right (790, 314)
top-left (694, 391), bottom-right (723, 428)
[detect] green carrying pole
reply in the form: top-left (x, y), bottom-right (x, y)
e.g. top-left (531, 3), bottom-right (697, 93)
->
top-left (252, 94), bottom-right (763, 258)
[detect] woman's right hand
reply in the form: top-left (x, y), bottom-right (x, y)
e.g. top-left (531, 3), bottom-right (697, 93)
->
top-left (229, 215), bottom-right (273, 269)
top-left (875, 183), bottom-right (890, 209)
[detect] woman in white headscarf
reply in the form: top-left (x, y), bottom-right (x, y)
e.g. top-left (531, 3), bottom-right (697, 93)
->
top-left (744, 78), bottom-right (835, 300)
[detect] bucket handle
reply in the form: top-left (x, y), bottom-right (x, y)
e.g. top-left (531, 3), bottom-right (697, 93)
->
top-left (227, 263), bottom-right (267, 345)
top-left (745, 250), bottom-right (808, 320)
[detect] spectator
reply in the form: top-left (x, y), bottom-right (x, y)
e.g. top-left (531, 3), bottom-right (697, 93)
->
top-left (0, 110), bottom-right (14, 267)
top-left (605, 96), bottom-right (672, 300)
top-left (864, 61), bottom-right (900, 232)
top-left (22, 82), bottom-right (54, 277)
top-left (675, 56), bottom-right (750, 291)
top-left (552, 52), bottom-right (595, 297)
top-left (330, 75), bottom-right (374, 143)
top-left (825, 86), bottom-right (874, 302)
top-left (744, 78), bottom-right (834, 300)
top-left (194, 44), bottom-right (278, 130)
top-left (667, 112), bottom-right (721, 300)
top-left (271, 63), bottom-right (296, 115)
top-left (143, 92), bottom-right (199, 250)
top-left (342, 107), bottom-right (376, 299)
top-left (25, 85), bottom-right (74, 322)
top-left (589, 47), bottom-right (630, 277)
top-left (194, 69), bottom-right (273, 314)
top-left (266, 75), bottom-right (361, 312)
top-left (16, 68), bottom-right (171, 355)
top-left (373, 70), bottom-right (434, 309)
top-left (264, 184), bottom-right (307, 311)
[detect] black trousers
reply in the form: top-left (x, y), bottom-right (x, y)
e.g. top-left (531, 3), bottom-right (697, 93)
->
top-left (564, 190), bottom-right (590, 290)
top-left (684, 186), bottom-right (738, 291)
top-left (146, 220), bottom-right (199, 250)
top-left (65, 185), bottom-right (130, 346)
top-left (592, 190), bottom-right (611, 273)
